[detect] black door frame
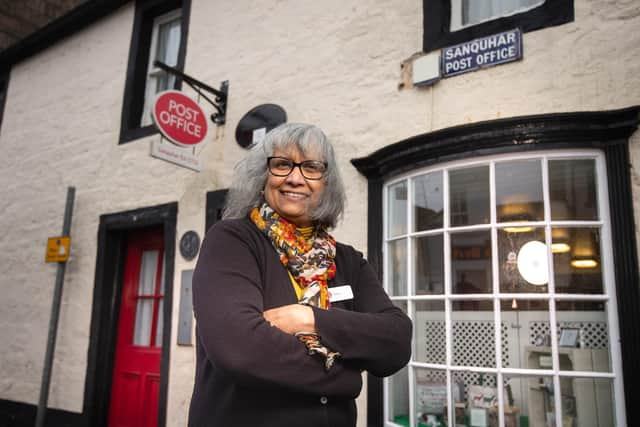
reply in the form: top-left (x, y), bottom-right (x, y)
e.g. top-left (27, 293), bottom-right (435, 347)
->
top-left (82, 202), bottom-right (177, 427)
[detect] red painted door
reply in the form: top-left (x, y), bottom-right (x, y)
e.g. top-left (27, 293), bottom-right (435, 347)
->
top-left (109, 227), bottom-right (165, 427)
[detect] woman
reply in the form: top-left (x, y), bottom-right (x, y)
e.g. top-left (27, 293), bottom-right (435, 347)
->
top-left (188, 123), bottom-right (412, 427)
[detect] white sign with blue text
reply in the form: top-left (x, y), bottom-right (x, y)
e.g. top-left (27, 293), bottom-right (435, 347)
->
top-left (442, 29), bottom-right (522, 78)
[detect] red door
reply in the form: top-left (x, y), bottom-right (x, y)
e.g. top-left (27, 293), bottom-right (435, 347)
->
top-left (109, 227), bottom-right (165, 427)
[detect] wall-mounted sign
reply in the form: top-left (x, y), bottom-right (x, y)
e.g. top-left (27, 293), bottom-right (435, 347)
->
top-left (442, 28), bottom-right (522, 78)
top-left (179, 230), bottom-right (201, 261)
top-left (235, 104), bottom-right (287, 148)
top-left (45, 236), bottom-right (70, 263)
top-left (150, 140), bottom-right (202, 172)
top-left (152, 90), bottom-right (208, 147)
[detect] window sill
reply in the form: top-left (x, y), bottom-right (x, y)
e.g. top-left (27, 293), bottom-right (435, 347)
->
top-left (119, 124), bottom-right (158, 145)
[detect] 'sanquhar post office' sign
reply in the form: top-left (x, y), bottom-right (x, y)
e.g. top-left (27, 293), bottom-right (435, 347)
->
top-left (441, 28), bottom-right (522, 78)
top-left (152, 90), bottom-right (208, 147)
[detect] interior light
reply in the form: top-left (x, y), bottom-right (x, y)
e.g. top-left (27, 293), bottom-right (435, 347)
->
top-left (571, 259), bottom-right (598, 268)
top-left (503, 226), bottom-right (535, 233)
top-left (517, 240), bottom-right (549, 285)
top-left (551, 243), bottom-right (571, 253)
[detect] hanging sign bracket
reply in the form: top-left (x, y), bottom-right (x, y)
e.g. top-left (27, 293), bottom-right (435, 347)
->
top-left (154, 60), bottom-right (229, 125)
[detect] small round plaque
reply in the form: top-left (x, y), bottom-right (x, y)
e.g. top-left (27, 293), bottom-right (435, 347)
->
top-left (179, 230), bottom-right (200, 261)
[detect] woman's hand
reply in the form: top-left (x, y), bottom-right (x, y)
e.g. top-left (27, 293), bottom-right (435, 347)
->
top-left (263, 304), bottom-right (316, 335)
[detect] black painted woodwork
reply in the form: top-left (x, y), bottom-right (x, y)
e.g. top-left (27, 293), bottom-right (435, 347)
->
top-left (0, 398), bottom-right (83, 427)
top-left (422, 0), bottom-right (574, 52)
top-left (205, 189), bottom-right (229, 233)
top-left (119, 0), bottom-right (191, 144)
top-left (351, 106), bottom-right (640, 427)
top-left (83, 202), bottom-right (177, 427)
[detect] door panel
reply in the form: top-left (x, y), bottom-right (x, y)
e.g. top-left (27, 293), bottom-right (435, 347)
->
top-left (109, 227), bottom-right (164, 427)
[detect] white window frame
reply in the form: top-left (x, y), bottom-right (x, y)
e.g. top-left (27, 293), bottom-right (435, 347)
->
top-left (140, 8), bottom-right (182, 126)
top-left (450, 0), bottom-right (546, 31)
top-left (382, 150), bottom-right (626, 427)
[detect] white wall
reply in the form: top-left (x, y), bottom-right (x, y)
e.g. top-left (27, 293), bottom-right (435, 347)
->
top-left (0, 1), bottom-right (638, 426)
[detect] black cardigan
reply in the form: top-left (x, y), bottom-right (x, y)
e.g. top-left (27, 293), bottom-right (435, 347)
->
top-left (188, 218), bottom-right (412, 427)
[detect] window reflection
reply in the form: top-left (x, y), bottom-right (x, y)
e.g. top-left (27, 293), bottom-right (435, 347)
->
top-left (414, 235), bottom-right (444, 295)
top-left (388, 239), bottom-right (407, 296)
top-left (449, 166), bottom-right (490, 226)
top-left (496, 159), bottom-right (544, 223)
top-left (451, 231), bottom-right (492, 294)
top-left (549, 159), bottom-right (598, 221)
top-left (553, 228), bottom-right (603, 294)
top-left (388, 181), bottom-right (408, 237)
top-left (413, 172), bottom-right (443, 231)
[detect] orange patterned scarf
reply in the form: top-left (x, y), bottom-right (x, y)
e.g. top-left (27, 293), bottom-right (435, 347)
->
top-left (250, 203), bottom-right (336, 309)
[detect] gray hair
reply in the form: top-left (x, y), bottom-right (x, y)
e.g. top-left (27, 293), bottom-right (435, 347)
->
top-left (223, 123), bottom-right (346, 228)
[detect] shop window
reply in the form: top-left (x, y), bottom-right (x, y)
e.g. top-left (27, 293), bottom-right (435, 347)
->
top-left (119, 0), bottom-right (190, 144)
top-left (422, 0), bottom-right (573, 52)
top-left (383, 152), bottom-right (621, 427)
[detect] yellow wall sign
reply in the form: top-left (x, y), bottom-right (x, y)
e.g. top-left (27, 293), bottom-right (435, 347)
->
top-left (46, 236), bottom-right (71, 263)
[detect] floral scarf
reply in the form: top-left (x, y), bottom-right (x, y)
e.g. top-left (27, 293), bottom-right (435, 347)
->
top-left (250, 203), bottom-right (336, 309)
top-left (250, 203), bottom-right (341, 369)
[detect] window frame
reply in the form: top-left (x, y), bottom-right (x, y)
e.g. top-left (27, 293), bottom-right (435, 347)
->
top-left (0, 71), bottom-right (9, 135)
top-left (350, 107), bottom-right (640, 427)
top-left (422, 0), bottom-right (574, 52)
top-left (382, 150), bottom-right (624, 427)
top-left (119, 0), bottom-right (191, 144)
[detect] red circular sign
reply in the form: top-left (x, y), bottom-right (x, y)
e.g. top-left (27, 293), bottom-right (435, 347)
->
top-left (152, 90), bottom-right (208, 147)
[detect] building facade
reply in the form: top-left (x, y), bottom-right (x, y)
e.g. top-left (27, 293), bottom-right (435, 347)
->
top-left (0, 0), bottom-right (638, 426)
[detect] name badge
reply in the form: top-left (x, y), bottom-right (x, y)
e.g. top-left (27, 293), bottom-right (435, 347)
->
top-left (329, 285), bottom-right (353, 302)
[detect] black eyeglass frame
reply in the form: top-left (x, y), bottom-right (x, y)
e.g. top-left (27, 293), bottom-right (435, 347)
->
top-left (266, 156), bottom-right (328, 180)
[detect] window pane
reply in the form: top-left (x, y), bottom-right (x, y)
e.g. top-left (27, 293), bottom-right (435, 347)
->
top-left (155, 299), bottom-right (163, 347)
top-left (133, 298), bottom-right (153, 346)
top-left (549, 159), bottom-right (598, 220)
top-left (501, 299), bottom-right (550, 370)
top-left (553, 228), bottom-right (603, 294)
top-left (503, 374), bottom-right (555, 427)
top-left (451, 231), bottom-right (492, 294)
top-left (138, 250), bottom-right (159, 295)
top-left (459, 0), bottom-right (545, 27)
top-left (498, 227), bottom-right (548, 293)
top-left (496, 159), bottom-right (544, 222)
top-left (450, 370), bottom-right (498, 426)
top-left (388, 181), bottom-right (408, 237)
top-left (415, 368), bottom-right (447, 425)
top-left (387, 239), bottom-right (407, 296)
top-left (414, 301), bottom-right (446, 364)
top-left (156, 17), bottom-right (181, 66)
top-left (556, 300), bottom-right (611, 372)
top-left (558, 377), bottom-right (615, 426)
top-left (413, 171), bottom-right (443, 231)
top-left (449, 166), bottom-right (490, 226)
top-left (452, 300), bottom-right (496, 368)
top-left (387, 366), bottom-right (409, 426)
top-left (414, 235), bottom-right (444, 295)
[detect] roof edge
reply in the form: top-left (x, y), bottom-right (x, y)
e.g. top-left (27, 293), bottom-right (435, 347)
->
top-left (0, 0), bottom-right (131, 72)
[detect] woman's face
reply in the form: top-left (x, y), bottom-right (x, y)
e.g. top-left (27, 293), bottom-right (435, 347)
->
top-left (264, 147), bottom-right (325, 227)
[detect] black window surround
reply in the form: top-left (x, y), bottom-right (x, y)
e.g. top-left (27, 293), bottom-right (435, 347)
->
top-left (0, 72), bottom-right (9, 135)
top-left (119, 0), bottom-right (191, 144)
top-left (351, 106), bottom-right (640, 427)
top-left (423, 0), bottom-right (574, 52)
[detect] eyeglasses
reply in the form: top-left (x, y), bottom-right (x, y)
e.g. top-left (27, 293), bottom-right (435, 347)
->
top-left (267, 156), bottom-right (328, 180)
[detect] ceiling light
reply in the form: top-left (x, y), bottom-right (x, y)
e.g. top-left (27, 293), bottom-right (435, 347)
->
top-left (517, 240), bottom-right (549, 285)
top-left (551, 243), bottom-right (571, 253)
